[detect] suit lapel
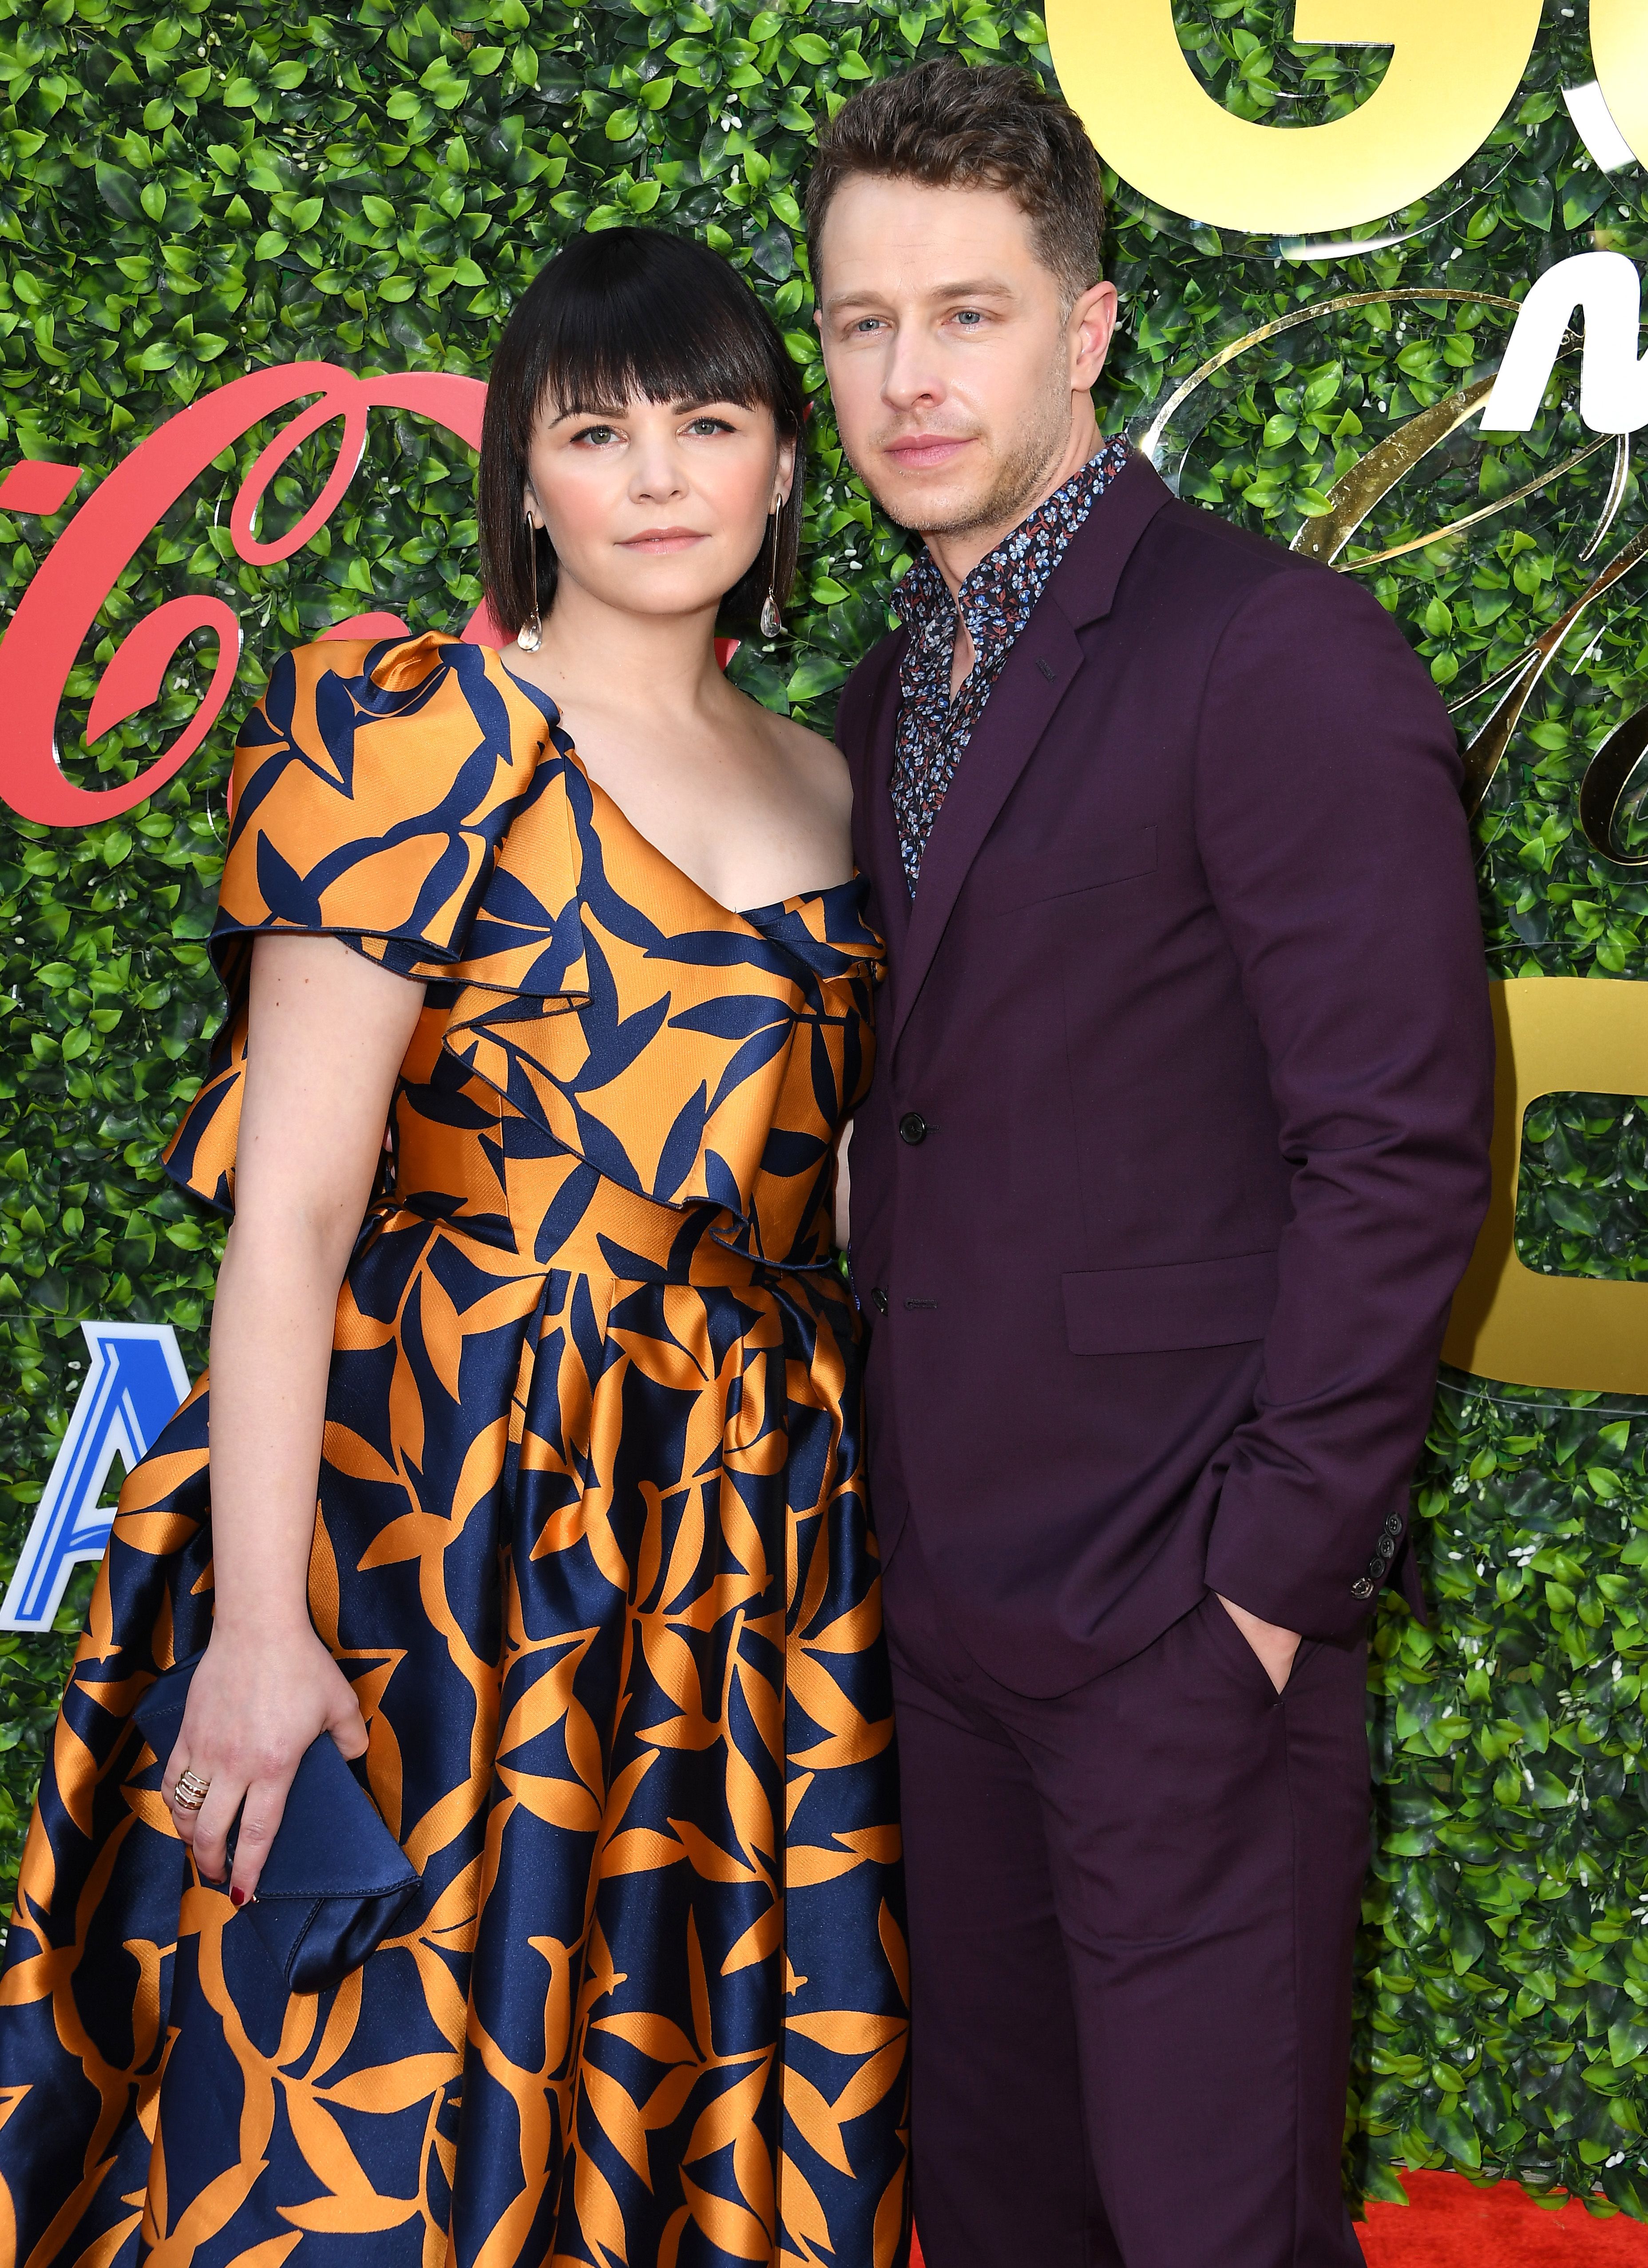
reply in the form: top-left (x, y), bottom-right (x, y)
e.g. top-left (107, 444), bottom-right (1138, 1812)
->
top-left (845, 633), bottom-right (911, 981)
top-left (886, 454), bottom-right (1176, 1062)
top-left (887, 603), bottom-right (1082, 1061)
top-left (864, 642), bottom-right (911, 955)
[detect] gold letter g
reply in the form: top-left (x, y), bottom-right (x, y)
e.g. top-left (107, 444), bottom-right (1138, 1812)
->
top-left (1045, 0), bottom-right (1541, 237)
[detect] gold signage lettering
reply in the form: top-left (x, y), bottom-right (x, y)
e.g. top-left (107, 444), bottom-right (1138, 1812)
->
top-left (1044, 0), bottom-right (1541, 236)
top-left (1592, 0), bottom-right (1648, 170)
top-left (1442, 979), bottom-right (1648, 1396)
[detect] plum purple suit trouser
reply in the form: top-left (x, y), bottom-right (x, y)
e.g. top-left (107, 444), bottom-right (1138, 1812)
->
top-left (884, 1515), bottom-right (1371, 2268)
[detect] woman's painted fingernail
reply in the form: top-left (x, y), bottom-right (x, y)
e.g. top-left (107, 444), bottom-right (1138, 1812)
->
top-left (229, 1886), bottom-right (246, 1908)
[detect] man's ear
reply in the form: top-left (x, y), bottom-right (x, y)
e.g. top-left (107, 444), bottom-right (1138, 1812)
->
top-left (1070, 280), bottom-right (1120, 392)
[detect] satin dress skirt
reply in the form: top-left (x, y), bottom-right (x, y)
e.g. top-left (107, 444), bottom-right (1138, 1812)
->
top-left (0, 1183), bottom-right (910, 2267)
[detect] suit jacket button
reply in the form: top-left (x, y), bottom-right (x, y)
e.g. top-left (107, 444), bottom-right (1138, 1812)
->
top-left (1351, 1576), bottom-right (1377, 1600)
top-left (871, 1287), bottom-right (889, 1316)
top-left (1384, 1513), bottom-right (1403, 1538)
top-left (898, 1112), bottom-right (929, 1146)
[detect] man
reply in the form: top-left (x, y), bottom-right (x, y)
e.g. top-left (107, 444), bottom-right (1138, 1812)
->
top-left (809, 59), bottom-right (1495, 2268)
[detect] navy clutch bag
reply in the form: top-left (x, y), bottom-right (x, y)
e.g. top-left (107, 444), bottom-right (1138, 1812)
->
top-left (133, 1649), bottom-right (420, 1995)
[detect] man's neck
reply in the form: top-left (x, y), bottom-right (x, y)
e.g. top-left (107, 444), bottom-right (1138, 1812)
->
top-left (923, 408), bottom-right (1104, 602)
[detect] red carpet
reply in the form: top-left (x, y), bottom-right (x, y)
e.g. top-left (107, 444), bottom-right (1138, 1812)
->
top-left (908, 2175), bottom-right (1648, 2262)
top-left (1358, 2172), bottom-right (1648, 2263)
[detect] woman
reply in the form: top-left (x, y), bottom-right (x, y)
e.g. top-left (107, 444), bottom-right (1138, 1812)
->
top-left (0, 229), bottom-right (908, 2267)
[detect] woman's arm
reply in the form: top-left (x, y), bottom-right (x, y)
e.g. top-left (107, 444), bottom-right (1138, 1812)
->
top-left (162, 933), bottom-right (426, 1901)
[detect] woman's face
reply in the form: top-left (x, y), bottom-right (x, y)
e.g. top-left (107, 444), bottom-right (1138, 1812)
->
top-left (523, 392), bottom-right (793, 621)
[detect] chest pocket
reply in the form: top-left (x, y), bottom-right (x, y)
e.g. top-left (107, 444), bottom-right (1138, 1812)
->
top-left (969, 826), bottom-right (1157, 918)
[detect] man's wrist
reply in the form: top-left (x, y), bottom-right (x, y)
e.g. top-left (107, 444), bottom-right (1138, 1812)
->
top-left (1216, 1593), bottom-right (1302, 1693)
top-left (1216, 1593), bottom-right (1300, 1644)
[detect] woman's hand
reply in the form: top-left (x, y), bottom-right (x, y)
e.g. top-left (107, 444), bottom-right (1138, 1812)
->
top-left (161, 1623), bottom-right (368, 1903)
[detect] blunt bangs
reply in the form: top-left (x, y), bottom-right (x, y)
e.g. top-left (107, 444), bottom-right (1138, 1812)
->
top-left (479, 227), bottom-right (807, 640)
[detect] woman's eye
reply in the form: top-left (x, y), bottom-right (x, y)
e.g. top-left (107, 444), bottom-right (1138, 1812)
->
top-left (574, 424), bottom-right (618, 446)
top-left (686, 416), bottom-right (732, 435)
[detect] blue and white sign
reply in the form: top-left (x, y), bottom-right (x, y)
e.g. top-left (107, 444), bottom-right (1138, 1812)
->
top-left (0, 1321), bottom-right (189, 1633)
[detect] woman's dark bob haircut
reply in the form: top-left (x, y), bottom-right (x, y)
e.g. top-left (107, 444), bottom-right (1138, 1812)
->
top-left (478, 227), bottom-right (806, 640)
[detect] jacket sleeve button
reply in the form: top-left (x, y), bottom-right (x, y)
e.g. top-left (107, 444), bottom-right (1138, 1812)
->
top-left (898, 1112), bottom-right (929, 1145)
top-left (1351, 1576), bottom-right (1377, 1600)
top-left (871, 1287), bottom-right (889, 1316)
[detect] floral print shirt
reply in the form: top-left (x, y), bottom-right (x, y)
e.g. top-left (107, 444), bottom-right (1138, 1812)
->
top-left (890, 436), bottom-right (1133, 893)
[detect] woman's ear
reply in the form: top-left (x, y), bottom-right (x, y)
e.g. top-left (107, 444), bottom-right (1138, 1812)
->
top-left (522, 482), bottom-right (541, 530)
top-left (774, 434), bottom-right (798, 511)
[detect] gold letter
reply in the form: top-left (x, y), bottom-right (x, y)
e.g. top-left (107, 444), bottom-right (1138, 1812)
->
top-left (1592, 0), bottom-right (1648, 170)
top-left (1443, 979), bottom-right (1648, 1396)
top-left (1045, 0), bottom-right (1541, 236)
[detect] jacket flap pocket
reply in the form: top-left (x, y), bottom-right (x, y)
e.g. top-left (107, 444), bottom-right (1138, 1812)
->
top-left (971, 827), bottom-right (1157, 916)
top-left (1062, 1251), bottom-right (1277, 1356)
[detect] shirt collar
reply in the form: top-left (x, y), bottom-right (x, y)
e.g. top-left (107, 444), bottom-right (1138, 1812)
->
top-left (892, 441), bottom-right (1131, 652)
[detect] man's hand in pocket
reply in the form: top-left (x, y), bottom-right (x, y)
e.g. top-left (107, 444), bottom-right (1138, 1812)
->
top-left (1217, 1595), bottom-right (1302, 1693)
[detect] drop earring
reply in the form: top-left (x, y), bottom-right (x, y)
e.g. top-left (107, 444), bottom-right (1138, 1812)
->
top-left (519, 511), bottom-right (543, 652)
top-left (759, 503), bottom-right (782, 640)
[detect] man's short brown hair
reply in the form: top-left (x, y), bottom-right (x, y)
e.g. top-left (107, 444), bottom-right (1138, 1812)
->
top-left (805, 59), bottom-right (1107, 305)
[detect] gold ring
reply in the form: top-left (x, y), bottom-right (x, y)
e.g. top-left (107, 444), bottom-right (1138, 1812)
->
top-left (173, 1771), bottom-right (210, 1812)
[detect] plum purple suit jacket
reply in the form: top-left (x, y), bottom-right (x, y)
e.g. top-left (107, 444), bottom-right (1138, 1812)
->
top-left (837, 452), bottom-right (1496, 1697)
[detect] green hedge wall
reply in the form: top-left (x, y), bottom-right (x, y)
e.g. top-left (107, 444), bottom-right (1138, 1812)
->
top-left (1, 0), bottom-right (1647, 2219)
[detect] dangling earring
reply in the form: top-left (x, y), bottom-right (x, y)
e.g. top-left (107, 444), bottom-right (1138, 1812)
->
top-left (759, 502), bottom-right (783, 640)
top-left (519, 510), bottom-right (543, 652)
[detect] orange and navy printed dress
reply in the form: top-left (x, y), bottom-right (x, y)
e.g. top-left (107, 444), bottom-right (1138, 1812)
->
top-left (0, 633), bottom-right (909, 2268)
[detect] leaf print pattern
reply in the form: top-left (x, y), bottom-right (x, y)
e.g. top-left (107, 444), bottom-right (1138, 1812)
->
top-left (0, 634), bottom-right (909, 2268)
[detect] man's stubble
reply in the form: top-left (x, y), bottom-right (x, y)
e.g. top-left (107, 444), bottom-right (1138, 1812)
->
top-left (850, 353), bottom-right (1077, 540)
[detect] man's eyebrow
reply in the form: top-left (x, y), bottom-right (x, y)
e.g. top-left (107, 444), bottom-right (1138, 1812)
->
top-left (929, 279), bottom-right (1017, 299)
top-left (824, 278), bottom-right (1018, 313)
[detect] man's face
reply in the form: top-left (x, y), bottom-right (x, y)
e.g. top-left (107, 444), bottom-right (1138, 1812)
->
top-left (815, 175), bottom-right (1116, 539)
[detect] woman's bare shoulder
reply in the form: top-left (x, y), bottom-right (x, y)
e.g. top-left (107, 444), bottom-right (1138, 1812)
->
top-left (744, 696), bottom-right (852, 826)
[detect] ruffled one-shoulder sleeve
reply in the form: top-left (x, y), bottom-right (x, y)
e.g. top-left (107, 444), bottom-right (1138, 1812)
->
top-left (163, 632), bottom-right (587, 1211)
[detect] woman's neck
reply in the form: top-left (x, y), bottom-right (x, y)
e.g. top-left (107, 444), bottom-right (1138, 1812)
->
top-left (505, 577), bottom-right (731, 725)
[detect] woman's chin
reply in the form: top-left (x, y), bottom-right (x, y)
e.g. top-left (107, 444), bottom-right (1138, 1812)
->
top-left (588, 573), bottom-right (755, 623)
